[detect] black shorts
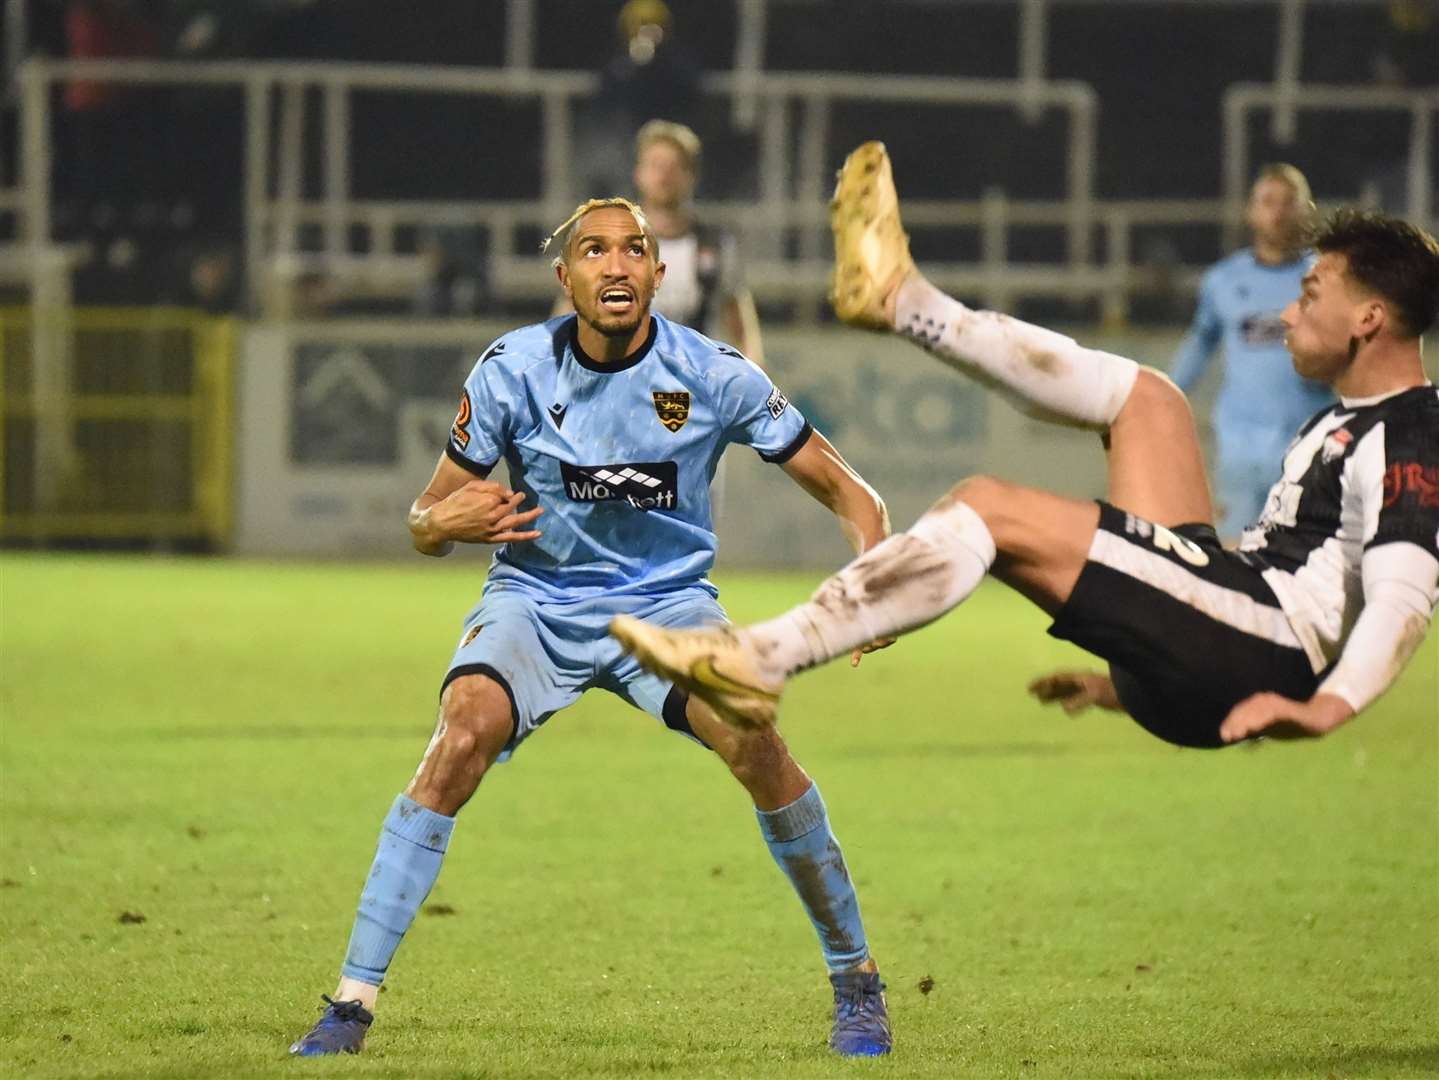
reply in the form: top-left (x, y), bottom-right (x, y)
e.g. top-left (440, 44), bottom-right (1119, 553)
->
top-left (1048, 502), bottom-right (1319, 749)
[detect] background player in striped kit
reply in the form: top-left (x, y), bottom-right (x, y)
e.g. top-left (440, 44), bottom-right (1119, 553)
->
top-left (557, 121), bottom-right (763, 363)
top-left (1169, 165), bottom-right (1333, 539)
top-left (631, 120), bottom-right (764, 364)
top-left (290, 198), bottom-right (894, 1060)
top-left (613, 144), bottom-right (1437, 753)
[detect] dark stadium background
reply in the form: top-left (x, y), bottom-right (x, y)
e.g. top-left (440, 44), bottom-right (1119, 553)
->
top-left (2, 7), bottom-right (1436, 1079)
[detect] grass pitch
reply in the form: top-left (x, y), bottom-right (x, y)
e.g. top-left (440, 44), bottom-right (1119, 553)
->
top-left (2, 553), bottom-right (1436, 1079)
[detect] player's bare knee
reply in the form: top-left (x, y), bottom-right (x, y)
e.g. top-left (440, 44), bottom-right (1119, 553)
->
top-left (930, 474), bottom-right (1009, 529)
top-left (437, 676), bottom-right (513, 767)
top-left (1124, 367), bottom-right (1194, 426)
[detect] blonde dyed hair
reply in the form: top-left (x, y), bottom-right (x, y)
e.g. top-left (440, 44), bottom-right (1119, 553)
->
top-left (541, 197), bottom-right (659, 268)
top-left (1253, 163), bottom-right (1313, 206)
top-left (635, 119), bottom-right (702, 176)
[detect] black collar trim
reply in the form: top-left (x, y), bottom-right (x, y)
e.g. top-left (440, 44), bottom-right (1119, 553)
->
top-left (569, 316), bottom-right (656, 374)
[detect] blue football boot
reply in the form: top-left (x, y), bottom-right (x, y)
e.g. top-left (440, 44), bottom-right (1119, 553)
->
top-left (829, 970), bottom-right (892, 1057)
top-left (289, 994), bottom-right (373, 1056)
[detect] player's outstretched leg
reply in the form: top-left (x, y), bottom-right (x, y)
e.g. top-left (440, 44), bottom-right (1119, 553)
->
top-left (288, 791), bottom-right (456, 1056)
top-left (830, 140), bottom-right (1139, 432)
top-left (831, 140), bottom-right (1213, 529)
top-left (613, 485), bottom-right (1021, 729)
top-left (289, 674), bottom-right (512, 1056)
top-left (687, 706), bottom-right (892, 1056)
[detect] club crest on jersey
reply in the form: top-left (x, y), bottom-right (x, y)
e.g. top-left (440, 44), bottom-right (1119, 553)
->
top-left (1321, 427), bottom-right (1353, 463)
top-left (653, 391), bottom-right (691, 433)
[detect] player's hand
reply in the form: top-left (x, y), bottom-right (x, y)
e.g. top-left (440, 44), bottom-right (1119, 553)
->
top-left (1218, 691), bottom-right (1355, 743)
top-left (435, 480), bottom-right (543, 544)
top-left (1027, 670), bottom-right (1123, 714)
top-left (850, 637), bottom-right (896, 667)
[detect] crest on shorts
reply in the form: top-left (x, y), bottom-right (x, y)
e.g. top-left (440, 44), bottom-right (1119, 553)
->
top-left (461, 623), bottom-right (483, 647)
top-left (653, 391), bottom-right (690, 433)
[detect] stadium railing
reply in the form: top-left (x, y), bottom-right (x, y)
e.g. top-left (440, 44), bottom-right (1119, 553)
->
top-left (7, 58), bottom-right (1088, 315)
top-left (1221, 81), bottom-right (1436, 248)
top-left (7, 58), bottom-right (1436, 322)
top-left (0, 306), bottom-right (236, 547)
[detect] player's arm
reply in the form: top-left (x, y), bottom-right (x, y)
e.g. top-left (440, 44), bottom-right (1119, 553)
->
top-left (1219, 542), bottom-right (1435, 743)
top-left (779, 431), bottom-right (892, 664)
top-left (778, 429), bottom-right (889, 557)
top-left (410, 357), bottom-right (541, 557)
top-left (721, 289), bottom-right (765, 369)
top-left (1167, 271), bottom-right (1223, 394)
top-left (716, 235), bottom-right (764, 368)
top-left (407, 454), bottom-right (543, 557)
top-left (1028, 670), bottom-right (1126, 715)
top-left (1222, 424), bottom-right (1439, 743)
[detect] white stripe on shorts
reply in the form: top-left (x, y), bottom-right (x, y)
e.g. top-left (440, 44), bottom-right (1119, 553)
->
top-left (1089, 530), bottom-right (1304, 650)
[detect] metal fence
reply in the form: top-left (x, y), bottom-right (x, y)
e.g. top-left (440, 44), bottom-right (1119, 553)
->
top-left (6, 58), bottom-right (1434, 321)
top-left (0, 307), bottom-right (236, 545)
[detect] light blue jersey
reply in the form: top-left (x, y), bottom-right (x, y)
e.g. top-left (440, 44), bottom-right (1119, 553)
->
top-left (1169, 249), bottom-right (1334, 534)
top-left (446, 313), bottom-right (811, 601)
top-left (335, 324), bottom-right (873, 1002)
top-left (1170, 249), bottom-right (1333, 442)
top-left (439, 312), bottom-right (809, 758)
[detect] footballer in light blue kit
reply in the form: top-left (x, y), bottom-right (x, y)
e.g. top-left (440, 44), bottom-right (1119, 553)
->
top-left (290, 198), bottom-right (896, 1059)
top-left (1169, 165), bottom-right (1333, 537)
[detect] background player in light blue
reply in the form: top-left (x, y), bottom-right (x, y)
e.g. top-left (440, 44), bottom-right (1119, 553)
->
top-left (291, 198), bottom-right (896, 1059)
top-left (1168, 164), bottom-right (1333, 538)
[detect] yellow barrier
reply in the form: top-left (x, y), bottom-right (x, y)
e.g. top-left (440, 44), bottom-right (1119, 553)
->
top-left (0, 307), bottom-right (236, 545)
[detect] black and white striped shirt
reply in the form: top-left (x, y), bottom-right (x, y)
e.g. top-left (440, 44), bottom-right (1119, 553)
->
top-left (1238, 384), bottom-right (1439, 712)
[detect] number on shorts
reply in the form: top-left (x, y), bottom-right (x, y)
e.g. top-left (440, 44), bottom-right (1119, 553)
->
top-left (1152, 524), bottom-right (1210, 567)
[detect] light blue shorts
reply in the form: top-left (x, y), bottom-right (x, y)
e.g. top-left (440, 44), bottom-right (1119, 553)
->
top-left (440, 584), bottom-right (728, 761)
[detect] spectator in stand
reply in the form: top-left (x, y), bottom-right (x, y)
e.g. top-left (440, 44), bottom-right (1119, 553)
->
top-left (578, 0), bottom-right (702, 199)
top-left (62, 0), bottom-right (165, 220)
top-left (1371, 0), bottom-right (1438, 88)
top-left (1364, 0), bottom-right (1438, 212)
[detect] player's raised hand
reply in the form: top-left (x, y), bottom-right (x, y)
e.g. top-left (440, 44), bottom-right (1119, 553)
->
top-left (437, 480), bottom-right (543, 544)
top-left (1027, 670), bottom-right (1123, 715)
top-left (1218, 691), bottom-right (1354, 743)
top-left (849, 637), bottom-right (896, 668)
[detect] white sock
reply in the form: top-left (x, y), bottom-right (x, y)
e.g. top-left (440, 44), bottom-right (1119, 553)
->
top-left (895, 276), bottom-right (1139, 430)
top-left (746, 499), bottom-right (997, 677)
top-left (333, 976), bottom-right (380, 1011)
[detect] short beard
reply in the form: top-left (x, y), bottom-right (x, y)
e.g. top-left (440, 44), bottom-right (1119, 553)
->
top-left (587, 310), bottom-right (645, 338)
top-left (1289, 342), bottom-right (1343, 383)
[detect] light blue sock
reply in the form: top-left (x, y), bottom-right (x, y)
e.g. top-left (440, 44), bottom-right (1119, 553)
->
top-left (340, 794), bottom-right (456, 985)
top-left (757, 784), bottom-right (869, 972)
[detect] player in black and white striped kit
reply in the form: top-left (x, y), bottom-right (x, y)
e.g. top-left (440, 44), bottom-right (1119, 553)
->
top-left (611, 144), bottom-right (1438, 750)
top-left (1232, 375), bottom-right (1437, 717)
